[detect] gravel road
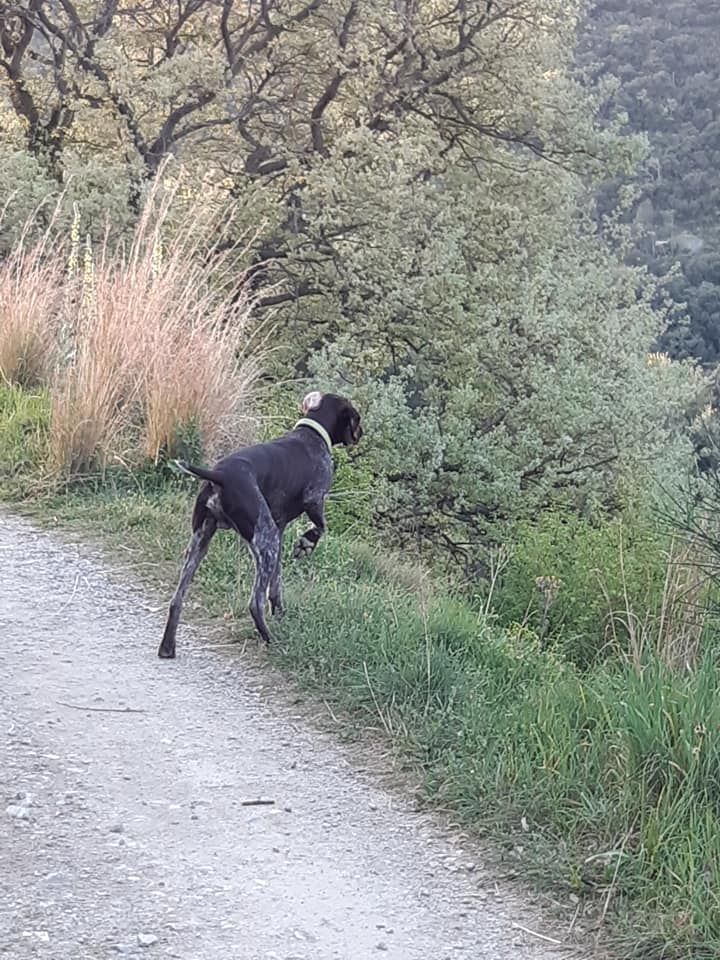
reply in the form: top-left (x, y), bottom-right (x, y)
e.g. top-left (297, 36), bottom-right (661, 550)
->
top-left (0, 511), bottom-right (572, 960)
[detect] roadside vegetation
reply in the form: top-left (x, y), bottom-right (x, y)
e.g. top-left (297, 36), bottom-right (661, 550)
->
top-left (2, 2), bottom-right (720, 957)
top-left (2, 204), bottom-right (720, 958)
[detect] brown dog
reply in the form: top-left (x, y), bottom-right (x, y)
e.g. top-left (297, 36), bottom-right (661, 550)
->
top-left (158, 392), bottom-right (362, 657)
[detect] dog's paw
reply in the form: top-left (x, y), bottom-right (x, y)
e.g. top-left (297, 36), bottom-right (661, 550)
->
top-left (269, 596), bottom-right (285, 618)
top-left (293, 536), bottom-right (314, 560)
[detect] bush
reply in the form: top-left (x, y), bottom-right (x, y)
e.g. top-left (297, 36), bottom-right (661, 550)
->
top-left (494, 508), bottom-right (676, 666)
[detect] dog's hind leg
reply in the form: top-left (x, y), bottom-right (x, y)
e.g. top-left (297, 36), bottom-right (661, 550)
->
top-left (158, 518), bottom-right (217, 659)
top-left (248, 518), bottom-right (280, 644)
top-left (268, 525), bottom-right (286, 617)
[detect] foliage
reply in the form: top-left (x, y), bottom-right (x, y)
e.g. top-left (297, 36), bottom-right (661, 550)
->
top-left (578, 0), bottom-right (720, 365)
top-left (493, 507), bottom-right (695, 667)
top-left (667, 468), bottom-right (720, 615)
top-left (310, 235), bottom-right (705, 566)
top-left (2, 432), bottom-right (718, 957)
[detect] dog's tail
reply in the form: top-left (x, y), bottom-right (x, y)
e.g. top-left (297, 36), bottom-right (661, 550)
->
top-left (174, 460), bottom-right (225, 487)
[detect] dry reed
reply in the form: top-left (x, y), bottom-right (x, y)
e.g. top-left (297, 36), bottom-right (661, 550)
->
top-left (0, 218), bottom-right (65, 387)
top-left (48, 182), bottom-right (261, 474)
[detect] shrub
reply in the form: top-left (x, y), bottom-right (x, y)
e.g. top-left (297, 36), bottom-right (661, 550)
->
top-left (494, 508), bottom-right (677, 666)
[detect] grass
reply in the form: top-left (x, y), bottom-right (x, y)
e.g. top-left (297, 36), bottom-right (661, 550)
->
top-left (2, 357), bottom-right (720, 957)
top-left (0, 216), bottom-right (64, 387)
top-left (3, 458), bottom-right (720, 960)
top-left (1, 188), bottom-right (260, 477)
top-left (0, 384), bottom-right (51, 493)
top-left (494, 508), bottom-right (714, 671)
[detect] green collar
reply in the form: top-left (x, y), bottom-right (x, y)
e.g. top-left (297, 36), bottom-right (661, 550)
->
top-left (294, 417), bottom-right (333, 454)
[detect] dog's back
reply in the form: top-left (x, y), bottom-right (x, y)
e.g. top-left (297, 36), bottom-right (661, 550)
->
top-left (186, 428), bottom-right (332, 532)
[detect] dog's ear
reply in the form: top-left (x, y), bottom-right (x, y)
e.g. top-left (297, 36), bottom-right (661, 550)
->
top-left (301, 391), bottom-right (323, 414)
top-left (340, 404), bottom-right (362, 446)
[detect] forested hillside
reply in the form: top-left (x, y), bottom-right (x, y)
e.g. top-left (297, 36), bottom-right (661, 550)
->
top-left (579, 0), bottom-right (720, 363)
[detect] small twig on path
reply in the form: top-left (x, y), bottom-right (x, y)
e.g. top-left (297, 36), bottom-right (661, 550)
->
top-left (56, 573), bottom-right (80, 614)
top-left (568, 900), bottom-right (581, 935)
top-left (240, 799), bottom-right (275, 806)
top-left (511, 923), bottom-right (563, 946)
top-left (196, 643), bottom-right (241, 650)
top-left (323, 699), bottom-right (339, 723)
top-left (56, 700), bottom-right (146, 714)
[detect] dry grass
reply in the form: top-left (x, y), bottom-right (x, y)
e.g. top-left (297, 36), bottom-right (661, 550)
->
top-left (0, 180), bottom-right (263, 476)
top-left (0, 221), bottom-right (64, 388)
top-left (601, 531), bottom-right (713, 672)
top-left (49, 284), bottom-right (140, 474)
top-left (48, 185), bottom-right (261, 474)
top-left (653, 536), bottom-right (712, 670)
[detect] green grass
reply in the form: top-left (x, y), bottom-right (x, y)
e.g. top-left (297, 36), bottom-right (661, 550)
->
top-left (0, 383), bottom-right (50, 493)
top-left (3, 387), bottom-right (720, 958)
top-left (495, 508), bottom-right (678, 667)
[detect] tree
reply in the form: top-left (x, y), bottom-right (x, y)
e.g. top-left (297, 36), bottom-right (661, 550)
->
top-left (0, 1), bottom-right (630, 250)
top-left (577, 0), bottom-right (720, 364)
top-left (0, 0), bottom-right (703, 567)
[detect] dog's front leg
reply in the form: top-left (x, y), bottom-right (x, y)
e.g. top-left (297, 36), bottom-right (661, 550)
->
top-left (293, 500), bottom-right (326, 560)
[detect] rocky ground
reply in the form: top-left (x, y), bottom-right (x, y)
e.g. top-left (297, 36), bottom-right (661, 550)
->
top-left (0, 512), bottom-right (574, 960)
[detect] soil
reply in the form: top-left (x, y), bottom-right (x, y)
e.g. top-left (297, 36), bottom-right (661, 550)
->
top-left (0, 511), bottom-right (575, 960)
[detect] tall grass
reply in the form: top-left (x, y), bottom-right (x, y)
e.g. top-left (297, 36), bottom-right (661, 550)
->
top-left (0, 218), bottom-right (64, 387)
top-left (495, 509), bottom-right (718, 669)
top-left (50, 189), bottom-right (261, 474)
top-left (610, 534), bottom-right (713, 673)
top-left (0, 187), bottom-right (262, 476)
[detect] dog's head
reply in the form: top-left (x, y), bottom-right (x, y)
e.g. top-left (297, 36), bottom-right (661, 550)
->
top-left (301, 391), bottom-right (363, 447)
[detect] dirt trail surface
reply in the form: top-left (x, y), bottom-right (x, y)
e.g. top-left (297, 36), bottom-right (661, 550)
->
top-left (0, 512), bottom-right (571, 960)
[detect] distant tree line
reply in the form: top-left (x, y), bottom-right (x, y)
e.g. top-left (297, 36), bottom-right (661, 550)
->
top-left (578, 0), bottom-right (720, 365)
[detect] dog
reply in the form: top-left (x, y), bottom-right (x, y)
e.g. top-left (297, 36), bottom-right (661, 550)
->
top-left (158, 391), bottom-right (362, 658)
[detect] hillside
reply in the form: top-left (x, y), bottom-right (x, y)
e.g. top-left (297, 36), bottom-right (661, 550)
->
top-left (579, 0), bottom-right (720, 362)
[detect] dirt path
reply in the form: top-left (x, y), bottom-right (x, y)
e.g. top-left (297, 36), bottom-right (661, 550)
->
top-left (0, 512), bottom-right (572, 960)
